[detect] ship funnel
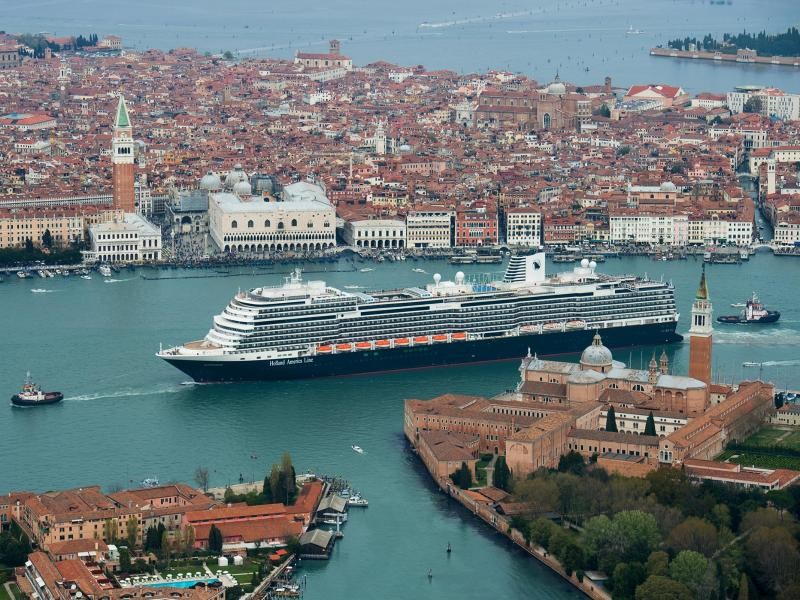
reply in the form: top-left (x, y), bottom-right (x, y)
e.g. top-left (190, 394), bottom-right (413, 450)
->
top-left (503, 253), bottom-right (546, 284)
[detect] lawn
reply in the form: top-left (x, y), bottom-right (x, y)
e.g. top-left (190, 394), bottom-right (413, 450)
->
top-left (745, 426), bottom-right (800, 450)
top-left (716, 450), bottom-right (800, 471)
top-left (0, 583), bottom-right (23, 600)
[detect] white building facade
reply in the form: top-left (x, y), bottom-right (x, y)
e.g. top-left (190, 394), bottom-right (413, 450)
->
top-left (342, 218), bottom-right (406, 248)
top-left (405, 210), bottom-right (454, 248)
top-left (505, 209), bottom-right (542, 247)
top-left (88, 213), bottom-right (162, 263)
top-left (209, 182), bottom-right (336, 254)
top-left (609, 213), bottom-right (688, 245)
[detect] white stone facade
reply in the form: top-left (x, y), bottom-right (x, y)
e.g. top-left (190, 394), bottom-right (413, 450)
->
top-left (343, 218), bottom-right (406, 248)
top-left (609, 214), bottom-right (688, 245)
top-left (89, 213), bottom-right (161, 263)
top-left (505, 210), bottom-right (542, 247)
top-left (406, 210), bottom-right (453, 248)
top-left (209, 182), bottom-right (336, 253)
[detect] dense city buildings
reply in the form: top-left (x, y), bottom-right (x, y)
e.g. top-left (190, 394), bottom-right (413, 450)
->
top-left (0, 40), bottom-right (794, 263)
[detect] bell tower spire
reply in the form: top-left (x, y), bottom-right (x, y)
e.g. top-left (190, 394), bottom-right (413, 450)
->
top-left (112, 94), bottom-right (135, 213)
top-left (688, 266), bottom-right (713, 393)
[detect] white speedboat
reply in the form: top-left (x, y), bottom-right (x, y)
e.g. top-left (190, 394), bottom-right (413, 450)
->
top-left (347, 494), bottom-right (369, 507)
top-left (17, 271), bottom-right (28, 279)
top-left (99, 265), bottom-right (112, 277)
top-left (81, 275), bottom-right (92, 280)
top-left (359, 268), bottom-right (374, 272)
top-left (351, 445), bottom-right (364, 454)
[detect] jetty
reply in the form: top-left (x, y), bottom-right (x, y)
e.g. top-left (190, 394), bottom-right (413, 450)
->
top-left (649, 47), bottom-right (800, 67)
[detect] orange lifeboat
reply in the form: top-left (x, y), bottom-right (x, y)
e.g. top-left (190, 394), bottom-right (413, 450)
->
top-left (336, 343), bottom-right (353, 352)
top-left (432, 334), bottom-right (448, 343)
top-left (395, 337), bottom-right (410, 346)
top-left (413, 336), bottom-right (430, 344)
top-left (375, 339), bottom-right (391, 348)
top-left (451, 332), bottom-right (467, 341)
top-left (317, 345), bottom-right (333, 354)
top-left (355, 341), bottom-right (372, 350)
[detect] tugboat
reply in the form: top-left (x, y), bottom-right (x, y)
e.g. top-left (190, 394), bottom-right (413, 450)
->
top-left (717, 293), bottom-right (780, 324)
top-left (11, 373), bottom-right (63, 407)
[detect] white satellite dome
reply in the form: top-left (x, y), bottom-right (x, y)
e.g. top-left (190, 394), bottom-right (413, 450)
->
top-left (433, 273), bottom-right (442, 285)
top-left (455, 271), bottom-right (465, 284)
top-left (580, 258), bottom-right (590, 268)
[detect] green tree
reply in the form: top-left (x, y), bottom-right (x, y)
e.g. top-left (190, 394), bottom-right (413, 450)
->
top-left (208, 524), bottom-right (223, 553)
top-left (742, 96), bottom-right (762, 114)
top-left (593, 104), bottom-right (611, 118)
top-left (160, 530), bottom-right (171, 562)
top-left (605, 406), bottom-right (618, 432)
top-left (613, 562), bottom-right (647, 600)
top-left (126, 515), bottom-right (139, 548)
top-left (529, 517), bottom-right (557, 548)
top-left (262, 474), bottom-right (273, 503)
top-left (646, 551), bottom-right (670, 577)
top-left (268, 464), bottom-right (283, 504)
top-left (745, 526), bottom-right (800, 594)
top-left (644, 412), bottom-right (657, 436)
top-left (492, 456), bottom-right (512, 491)
top-left (514, 477), bottom-right (559, 513)
top-left (222, 50), bottom-right (234, 60)
top-left (557, 451), bottom-right (586, 476)
top-left (24, 237), bottom-right (33, 252)
top-left (669, 550), bottom-right (709, 597)
top-left (450, 462), bottom-right (473, 489)
top-left (736, 573), bottom-right (749, 600)
top-left (635, 575), bottom-right (693, 600)
top-left (41, 228), bottom-right (53, 248)
top-left (183, 525), bottom-right (195, 554)
top-left (666, 517), bottom-right (718, 557)
top-left (616, 146), bottom-right (631, 157)
top-left (280, 452), bottom-right (297, 504)
top-left (103, 518), bottom-right (116, 543)
top-left (119, 547), bottom-right (132, 573)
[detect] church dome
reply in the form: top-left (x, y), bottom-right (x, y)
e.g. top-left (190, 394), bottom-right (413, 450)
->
top-left (546, 75), bottom-right (566, 95)
top-left (224, 164), bottom-right (248, 189)
top-left (199, 171), bottom-right (222, 191)
top-left (660, 181), bottom-right (677, 192)
top-left (233, 180), bottom-right (252, 197)
top-left (580, 333), bottom-right (613, 368)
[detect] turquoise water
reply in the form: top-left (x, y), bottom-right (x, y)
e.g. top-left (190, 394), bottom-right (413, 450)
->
top-left (145, 579), bottom-right (220, 588)
top-left (1, 0), bottom-right (798, 92)
top-left (1, 254), bottom-right (799, 599)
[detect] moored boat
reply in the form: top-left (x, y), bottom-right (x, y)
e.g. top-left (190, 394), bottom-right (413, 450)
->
top-left (11, 373), bottom-right (63, 407)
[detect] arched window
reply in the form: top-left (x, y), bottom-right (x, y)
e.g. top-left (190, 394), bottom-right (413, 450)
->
top-left (543, 113), bottom-right (551, 129)
top-left (307, 221), bottom-right (313, 228)
top-left (277, 222), bottom-right (284, 229)
top-left (247, 220), bottom-right (254, 228)
top-left (291, 219), bottom-right (298, 227)
top-left (231, 220), bottom-right (238, 229)
top-left (265, 219), bottom-right (271, 227)
top-left (632, 384), bottom-right (644, 392)
top-left (324, 221), bottom-right (330, 228)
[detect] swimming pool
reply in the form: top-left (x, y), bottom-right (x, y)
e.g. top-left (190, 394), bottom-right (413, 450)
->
top-left (144, 579), bottom-right (220, 588)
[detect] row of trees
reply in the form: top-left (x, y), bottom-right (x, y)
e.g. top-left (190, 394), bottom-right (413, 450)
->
top-left (667, 27), bottom-right (800, 57)
top-left (507, 455), bottom-right (800, 599)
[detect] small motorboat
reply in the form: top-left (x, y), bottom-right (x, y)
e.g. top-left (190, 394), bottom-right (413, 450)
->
top-left (351, 445), bottom-right (364, 454)
top-left (81, 275), bottom-right (92, 280)
top-left (141, 477), bottom-right (160, 488)
top-left (742, 362), bottom-right (760, 367)
top-left (347, 494), bottom-right (369, 507)
top-left (11, 373), bottom-right (63, 407)
top-left (99, 264), bottom-right (112, 277)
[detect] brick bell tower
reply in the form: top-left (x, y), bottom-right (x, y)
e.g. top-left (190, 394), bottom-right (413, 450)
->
top-left (688, 266), bottom-right (713, 390)
top-left (112, 95), bottom-right (135, 213)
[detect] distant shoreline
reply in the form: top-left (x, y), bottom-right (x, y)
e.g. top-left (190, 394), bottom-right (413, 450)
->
top-left (649, 47), bottom-right (800, 67)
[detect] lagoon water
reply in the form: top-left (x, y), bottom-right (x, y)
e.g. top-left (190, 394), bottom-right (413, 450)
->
top-left (2, 0), bottom-right (799, 92)
top-left (1, 253), bottom-right (799, 598)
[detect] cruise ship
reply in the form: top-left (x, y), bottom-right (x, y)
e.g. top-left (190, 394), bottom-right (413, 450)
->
top-left (157, 254), bottom-right (681, 382)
